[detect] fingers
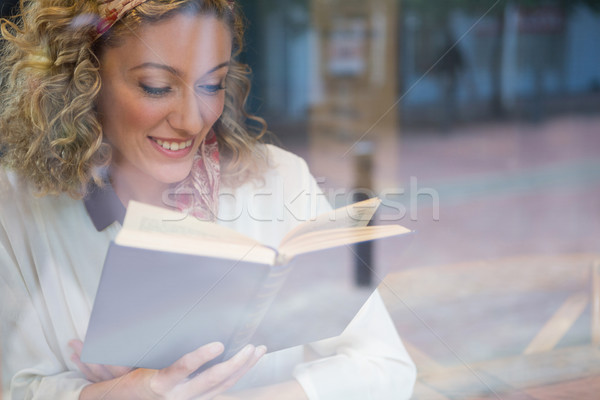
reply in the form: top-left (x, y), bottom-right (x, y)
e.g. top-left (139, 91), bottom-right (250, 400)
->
top-left (154, 341), bottom-right (225, 389)
top-left (224, 345), bottom-right (266, 385)
top-left (69, 340), bottom-right (108, 382)
top-left (108, 365), bottom-right (134, 378)
top-left (204, 345), bottom-right (267, 397)
top-left (69, 340), bottom-right (132, 382)
top-left (70, 351), bottom-right (115, 382)
top-left (69, 338), bottom-right (265, 399)
top-left (186, 344), bottom-right (267, 399)
top-left (68, 339), bottom-right (84, 357)
top-left (70, 352), bottom-right (98, 382)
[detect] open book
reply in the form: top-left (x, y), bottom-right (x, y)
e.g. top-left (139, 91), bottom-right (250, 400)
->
top-left (81, 198), bottom-right (412, 370)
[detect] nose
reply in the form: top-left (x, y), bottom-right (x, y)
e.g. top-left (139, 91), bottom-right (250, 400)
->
top-left (168, 90), bottom-right (205, 136)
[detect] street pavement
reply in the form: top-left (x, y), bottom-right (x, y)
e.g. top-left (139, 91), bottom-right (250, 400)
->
top-left (284, 113), bottom-right (600, 395)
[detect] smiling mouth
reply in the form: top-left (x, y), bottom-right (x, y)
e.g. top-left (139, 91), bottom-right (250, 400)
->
top-left (149, 137), bottom-right (194, 151)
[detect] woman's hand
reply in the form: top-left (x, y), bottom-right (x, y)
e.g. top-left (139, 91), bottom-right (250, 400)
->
top-left (73, 341), bottom-right (266, 400)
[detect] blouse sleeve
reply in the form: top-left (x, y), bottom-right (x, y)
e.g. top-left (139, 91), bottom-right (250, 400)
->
top-left (0, 184), bottom-right (90, 400)
top-left (293, 290), bottom-right (416, 400)
top-left (283, 154), bottom-right (416, 399)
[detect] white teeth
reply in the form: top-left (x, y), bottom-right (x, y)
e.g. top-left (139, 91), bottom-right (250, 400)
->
top-left (153, 138), bottom-right (193, 151)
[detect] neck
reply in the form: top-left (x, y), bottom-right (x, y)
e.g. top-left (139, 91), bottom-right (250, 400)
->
top-left (110, 166), bottom-right (170, 209)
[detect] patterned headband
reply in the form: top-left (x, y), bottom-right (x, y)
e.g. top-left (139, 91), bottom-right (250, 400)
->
top-left (97, 0), bottom-right (148, 36)
top-left (96, 0), bottom-right (235, 37)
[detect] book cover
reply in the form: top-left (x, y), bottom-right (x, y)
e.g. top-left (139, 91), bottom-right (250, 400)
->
top-left (81, 199), bottom-right (413, 369)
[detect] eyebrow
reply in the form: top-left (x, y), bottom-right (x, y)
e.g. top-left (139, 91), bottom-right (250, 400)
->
top-left (129, 61), bottom-right (230, 76)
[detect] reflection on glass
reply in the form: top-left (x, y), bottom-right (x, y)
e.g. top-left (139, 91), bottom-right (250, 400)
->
top-left (240, 0), bottom-right (600, 397)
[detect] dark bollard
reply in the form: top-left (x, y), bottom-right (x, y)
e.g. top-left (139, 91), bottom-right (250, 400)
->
top-left (353, 141), bottom-right (374, 287)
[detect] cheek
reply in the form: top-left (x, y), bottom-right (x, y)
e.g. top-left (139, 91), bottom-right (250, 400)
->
top-left (202, 95), bottom-right (226, 126)
top-left (106, 92), bottom-right (170, 138)
top-left (128, 101), bottom-right (168, 130)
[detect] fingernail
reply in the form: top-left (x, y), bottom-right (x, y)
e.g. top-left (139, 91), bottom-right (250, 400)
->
top-left (242, 344), bottom-right (255, 356)
top-left (207, 342), bottom-right (224, 355)
top-left (255, 345), bottom-right (267, 357)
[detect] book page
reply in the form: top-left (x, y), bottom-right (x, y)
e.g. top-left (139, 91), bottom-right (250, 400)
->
top-left (124, 201), bottom-right (257, 246)
top-left (279, 197), bottom-right (382, 247)
top-left (116, 201), bottom-right (276, 264)
top-left (278, 225), bottom-right (411, 263)
top-left (115, 229), bottom-right (277, 265)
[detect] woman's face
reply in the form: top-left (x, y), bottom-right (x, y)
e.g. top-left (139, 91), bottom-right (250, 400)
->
top-left (97, 13), bottom-right (232, 194)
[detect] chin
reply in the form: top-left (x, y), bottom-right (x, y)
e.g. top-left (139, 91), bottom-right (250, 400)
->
top-left (152, 165), bottom-right (194, 185)
top-left (161, 173), bottom-right (193, 185)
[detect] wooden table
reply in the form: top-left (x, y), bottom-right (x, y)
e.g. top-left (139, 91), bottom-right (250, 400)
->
top-left (379, 253), bottom-right (600, 399)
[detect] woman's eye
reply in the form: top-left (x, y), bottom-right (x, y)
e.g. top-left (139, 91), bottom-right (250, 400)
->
top-left (198, 83), bottom-right (226, 95)
top-left (140, 84), bottom-right (171, 96)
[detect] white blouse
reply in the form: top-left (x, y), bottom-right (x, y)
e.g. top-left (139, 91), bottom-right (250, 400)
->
top-left (0, 145), bottom-right (415, 400)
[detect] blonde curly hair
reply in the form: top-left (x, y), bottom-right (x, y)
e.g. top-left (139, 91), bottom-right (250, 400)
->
top-left (0, 0), bottom-right (268, 197)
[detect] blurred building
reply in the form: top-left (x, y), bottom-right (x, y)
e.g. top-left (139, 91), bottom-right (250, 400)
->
top-left (239, 1), bottom-right (600, 128)
top-left (239, 0), bottom-right (401, 193)
top-left (401, 3), bottom-right (600, 123)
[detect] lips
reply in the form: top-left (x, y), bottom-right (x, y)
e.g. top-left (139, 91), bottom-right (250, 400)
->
top-left (149, 137), bottom-right (193, 151)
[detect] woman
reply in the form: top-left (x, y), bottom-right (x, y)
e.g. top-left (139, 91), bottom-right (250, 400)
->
top-left (0, 0), bottom-right (416, 399)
